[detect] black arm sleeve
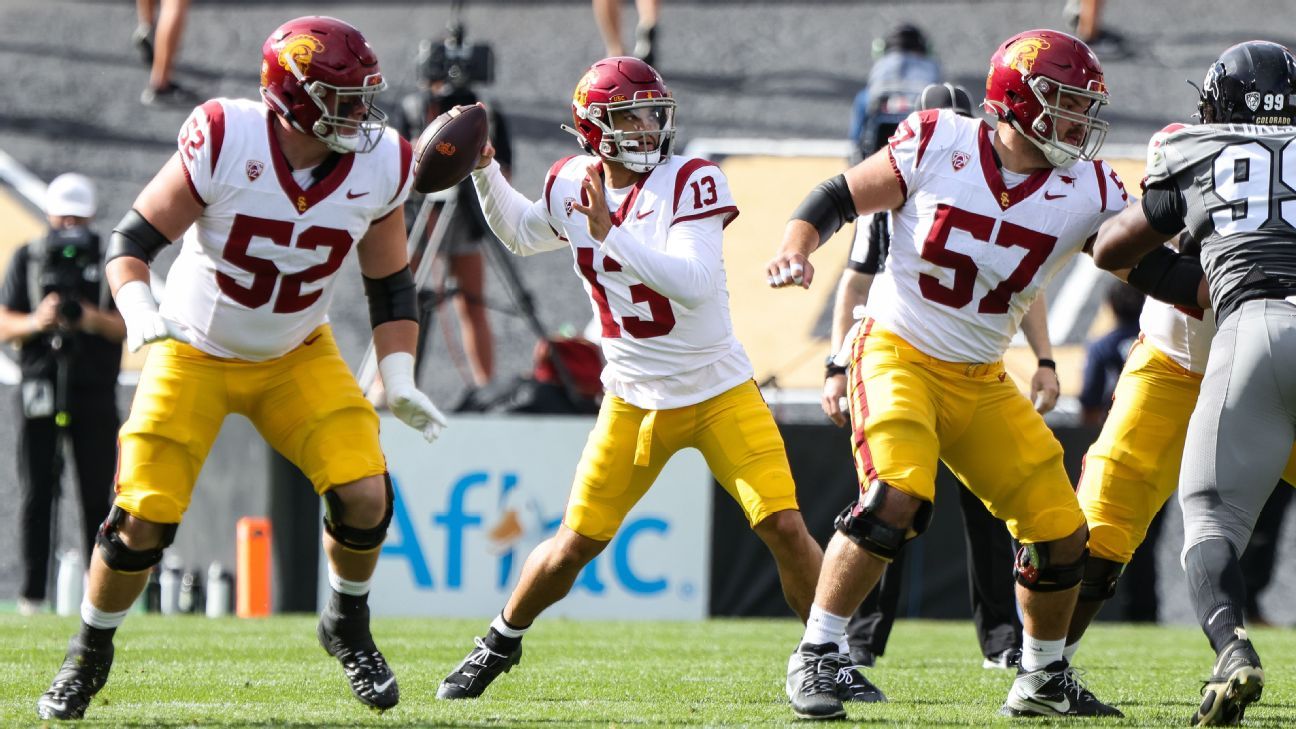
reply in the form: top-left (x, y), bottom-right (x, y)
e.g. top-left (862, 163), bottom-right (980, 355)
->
top-left (106, 209), bottom-right (173, 264)
top-left (362, 266), bottom-right (419, 328)
top-left (1125, 246), bottom-right (1205, 308)
top-left (1141, 181), bottom-right (1188, 236)
top-left (790, 174), bottom-right (858, 248)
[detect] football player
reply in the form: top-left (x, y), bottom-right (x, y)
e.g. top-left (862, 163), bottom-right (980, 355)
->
top-left (435, 57), bottom-right (854, 702)
top-left (770, 30), bottom-right (1128, 720)
top-left (36, 16), bottom-right (446, 721)
top-left (825, 83), bottom-right (1031, 673)
top-left (1092, 40), bottom-right (1296, 727)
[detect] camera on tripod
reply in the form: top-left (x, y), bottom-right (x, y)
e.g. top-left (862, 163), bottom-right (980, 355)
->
top-left (37, 225), bottom-right (101, 326)
top-left (418, 20), bottom-right (495, 90)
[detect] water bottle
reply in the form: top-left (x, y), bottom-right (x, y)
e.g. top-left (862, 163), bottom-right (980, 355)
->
top-left (55, 549), bottom-right (84, 617)
top-left (159, 555), bottom-right (183, 616)
top-left (178, 569), bottom-right (203, 614)
top-left (144, 567), bottom-right (162, 612)
top-left (206, 562), bottom-right (232, 618)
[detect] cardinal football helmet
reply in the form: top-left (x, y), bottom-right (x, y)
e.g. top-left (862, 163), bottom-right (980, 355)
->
top-left (565, 57), bottom-right (676, 172)
top-left (260, 16), bottom-right (388, 154)
top-left (984, 29), bottom-right (1109, 167)
top-left (1198, 41), bottom-right (1296, 125)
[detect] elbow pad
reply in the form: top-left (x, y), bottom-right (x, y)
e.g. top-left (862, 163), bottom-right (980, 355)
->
top-left (790, 174), bottom-right (857, 248)
top-left (106, 209), bottom-right (173, 264)
top-left (362, 266), bottom-right (419, 328)
top-left (1126, 246), bottom-right (1205, 309)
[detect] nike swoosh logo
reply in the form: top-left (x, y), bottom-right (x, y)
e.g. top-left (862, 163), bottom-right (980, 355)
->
top-left (1043, 192), bottom-right (1067, 200)
top-left (636, 209), bottom-right (654, 220)
top-left (374, 676), bottom-right (396, 693)
top-left (1207, 605), bottom-right (1229, 625)
top-left (1028, 694), bottom-right (1070, 713)
top-left (346, 190), bottom-right (369, 199)
top-left (43, 700), bottom-right (67, 713)
top-left (303, 334), bottom-right (323, 346)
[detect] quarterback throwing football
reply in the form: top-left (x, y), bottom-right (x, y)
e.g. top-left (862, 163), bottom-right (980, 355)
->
top-left (436, 57), bottom-right (846, 701)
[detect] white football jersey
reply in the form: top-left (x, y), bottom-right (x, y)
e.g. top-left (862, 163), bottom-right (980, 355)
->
top-left (870, 109), bottom-right (1129, 363)
top-left (1138, 298), bottom-right (1214, 374)
top-left (541, 154), bottom-right (750, 410)
top-left (164, 98), bottom-right (412, 361)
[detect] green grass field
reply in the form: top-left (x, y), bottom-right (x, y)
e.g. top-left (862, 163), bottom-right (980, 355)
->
top-left (2, 615), bottom-right (1293, 727)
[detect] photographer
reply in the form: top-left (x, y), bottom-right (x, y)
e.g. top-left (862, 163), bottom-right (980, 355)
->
top-left (0, 173), bottom-right (124, 616)
top-left (394, 22), bottom-right (511, 391)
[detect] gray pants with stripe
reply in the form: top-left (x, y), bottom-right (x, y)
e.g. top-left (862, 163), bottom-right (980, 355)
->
top-left (1180, 298), bottom-right (1296, 562)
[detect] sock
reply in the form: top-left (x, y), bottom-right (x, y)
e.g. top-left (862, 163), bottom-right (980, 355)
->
top-left (326, 568), bottom-right (371, 618)
top-left (1020, 633), bottom-right (1065, 672)
top-left (1063, 641), bottom-right (1080, 663)
top-left (328, 568), bottom-right (372, 596)
top-left (485, 613), bottom-right (529, 652)
top-left (79, 599), bottom-right (128, 649)
top-left (1185, 538), bottom-right (1248, 653)
top-left (802, 605), bottom-right (849, 649)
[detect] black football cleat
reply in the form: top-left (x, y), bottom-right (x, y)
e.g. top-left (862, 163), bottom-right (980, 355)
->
top-left (1000, 659), bottom-right (1123, 717)
top-left (318, 610), bottom-right (399, 711)
top-left (1192, 628), bottom-right (1264, 726)
top-left (437, 637), bottom-right (523, 699)
top-left (36, 637), bottom-right (114, 720)
top-left (785, 643), bottom-right (848, 720)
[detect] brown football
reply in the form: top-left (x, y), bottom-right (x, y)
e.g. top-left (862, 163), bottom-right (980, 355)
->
top-left (411, 103), bottom-right (489, 194)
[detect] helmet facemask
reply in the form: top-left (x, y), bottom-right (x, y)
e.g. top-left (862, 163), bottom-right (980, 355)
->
top-left (1017, 75), bottom-right (1109, 167)
top-left (302, 77), bottom-right (388, 153)
top-left (579, 95), bottom-right (676, 173)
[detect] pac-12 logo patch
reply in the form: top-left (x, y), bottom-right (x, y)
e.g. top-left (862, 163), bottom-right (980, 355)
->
top-left (564, 196), bottom-right (577, 217)
top-left (246, 160), bottom-right (264, 181)
top-left (1245, 92), bottom-right (1262, 112)
top-left (951, 151), bottom-right (970, 171)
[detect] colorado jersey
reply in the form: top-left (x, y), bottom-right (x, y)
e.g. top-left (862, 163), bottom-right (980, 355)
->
top-left (474, 154), bottom-right (748, 410)
top-left (871, 108), bottom-right (1128, 362)
top-left (1146, 123), bottom-right (1296, 324)
top-left (165, 98), bottom-right (413, 361)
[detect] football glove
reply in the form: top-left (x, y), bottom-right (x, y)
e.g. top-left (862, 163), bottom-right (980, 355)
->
top-left (378, 352), bottom-right (447, 443)
top-left (115, 280), bottom-right (191, 353)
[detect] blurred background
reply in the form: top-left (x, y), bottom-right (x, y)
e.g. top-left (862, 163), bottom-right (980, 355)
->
top-left (2, 0), bottom-right (1294, 626)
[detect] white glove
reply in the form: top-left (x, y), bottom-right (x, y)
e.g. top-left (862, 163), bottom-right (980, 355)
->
top-left (115, 280), bottom-right (191, 353)
top-left (378, 352), bottom-right (447, 443)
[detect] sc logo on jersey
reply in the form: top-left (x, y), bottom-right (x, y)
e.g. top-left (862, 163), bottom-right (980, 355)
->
top-left (379, 472), bottom-right (674, 596)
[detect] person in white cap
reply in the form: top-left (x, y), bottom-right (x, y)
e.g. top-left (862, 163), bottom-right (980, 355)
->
top-left (0, 172), bottom-right (125, 618)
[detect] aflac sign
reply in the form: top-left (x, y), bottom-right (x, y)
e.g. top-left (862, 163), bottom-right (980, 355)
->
top-left (342, 414), bottom-right (712, 619)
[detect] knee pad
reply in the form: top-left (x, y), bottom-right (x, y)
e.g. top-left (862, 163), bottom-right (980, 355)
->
top-left (1078, 555), bottom-right (1126, 602)
top-left (834, 480), bottom-right (933, 562)
top-left (96, 505), bottom-right (178, 573)
top-left (323, 474), bottom-right (394, 552)
top-left (1015, 542), bottom-right (1086, 592)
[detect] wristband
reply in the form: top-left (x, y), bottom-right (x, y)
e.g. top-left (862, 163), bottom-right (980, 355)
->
top-left (1037, 358), bottom-right (1057, 370)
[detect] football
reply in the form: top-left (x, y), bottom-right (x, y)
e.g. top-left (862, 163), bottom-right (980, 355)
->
top-left (411, 103), bottom-right (490, 194)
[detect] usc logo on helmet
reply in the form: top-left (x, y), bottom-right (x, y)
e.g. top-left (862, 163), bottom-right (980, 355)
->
top-left (1002, 37), bottom-right (1051, 76)
top-left (573, 70), bottom-right (597, 108)
top-left (277, 34), bottom-right (325, 76)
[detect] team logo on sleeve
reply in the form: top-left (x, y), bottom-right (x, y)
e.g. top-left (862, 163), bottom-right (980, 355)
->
top-left (951, 151), bottom-right (970, 171)
top-left (245, 160), bottom-right (264, 181)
